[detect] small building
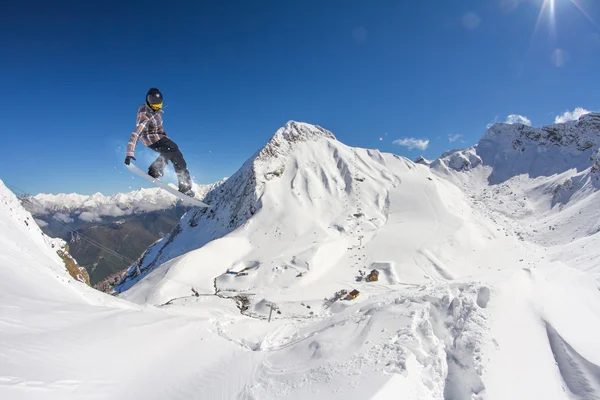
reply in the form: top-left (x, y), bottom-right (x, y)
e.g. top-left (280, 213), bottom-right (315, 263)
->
top-left (345, 289), bottom-right (360, 300)
top-left (367, 269), bottom-right (379, 282)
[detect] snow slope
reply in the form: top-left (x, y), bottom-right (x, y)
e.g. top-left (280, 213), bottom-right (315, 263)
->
top-left (112, 120), bottom-right (600, 398)
top-left (0, 180), bottom-right (93, 305)
top-left (2, 119), bottom-right (600, 399)
top-left (0, 180), bottom-right (258, 399)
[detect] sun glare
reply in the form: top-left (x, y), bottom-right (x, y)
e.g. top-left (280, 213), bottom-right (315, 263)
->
top-left (534, 0), bottom-right (600, 38)
top-left (534, 0), bottom-right (557, 38)
top-left (569, 0), bottom-right (600, 29)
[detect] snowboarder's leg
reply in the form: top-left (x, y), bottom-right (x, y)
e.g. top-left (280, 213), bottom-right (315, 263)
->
top-left (148, 154), bottom-right (168, 179)
top-left (149, 138), bottom-right (193, 195)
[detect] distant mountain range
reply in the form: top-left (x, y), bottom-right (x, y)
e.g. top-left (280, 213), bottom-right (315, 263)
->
top-left (29, 184), bottom-right (222, 219)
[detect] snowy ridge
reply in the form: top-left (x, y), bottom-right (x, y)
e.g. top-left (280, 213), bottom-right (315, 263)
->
top-left (433, 112), bottom-right (600, 183)
top-left (431, 147), bottom-right (482, 172)
top-left (478, 112), bottom-right (599, 183)
top-left (0, 180), bottom-right (95, 304)
top-left (414, 155), bottom-right (432, 166)
top-left (256, 121), bottom-right (337, 177)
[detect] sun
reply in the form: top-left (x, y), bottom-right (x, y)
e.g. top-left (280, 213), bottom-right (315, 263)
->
top-left (534, 0), bottom-right (599, 38)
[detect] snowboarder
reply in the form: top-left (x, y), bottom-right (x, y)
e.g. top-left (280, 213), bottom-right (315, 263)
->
top-left (124, 88), bottom-right (195, 197)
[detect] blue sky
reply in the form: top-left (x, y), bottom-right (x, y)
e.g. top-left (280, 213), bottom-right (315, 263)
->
top-left (3, 0), bottom-right (599, 195)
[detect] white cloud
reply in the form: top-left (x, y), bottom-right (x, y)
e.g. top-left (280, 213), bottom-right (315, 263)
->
top-left (136, 203), bottom-right (174, 213)
top-left (393, 138), bottom-right (430, 151)
top-left (54, 213), bottom-right (74, 223)
top-left (99, 204), bottom-right (129, 218)
top-left (78, 211), bottom-right (103, 223)
top-left (505, 114), bottom-right (532, 126)
top-left (554, 107), bottom-right (591, 124)
top-left (35, 219), bottom-right (49, 228)
top-left (448, 134), bottom-right (463, 143)
top-left (78, 205), bottom-right (131, 222)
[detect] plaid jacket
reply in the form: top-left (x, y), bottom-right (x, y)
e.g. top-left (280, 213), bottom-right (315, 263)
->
top-left (126, 104), bottom-right (167, 157)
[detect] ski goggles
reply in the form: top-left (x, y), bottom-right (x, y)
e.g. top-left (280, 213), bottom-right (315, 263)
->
top-left (149, 102), bottom-right (163, 111)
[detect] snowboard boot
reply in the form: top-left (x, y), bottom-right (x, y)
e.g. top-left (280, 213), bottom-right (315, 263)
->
top-left (178, 184), bottom-right (195, 198)
top-left (148, 168), bottom-right (163, 179)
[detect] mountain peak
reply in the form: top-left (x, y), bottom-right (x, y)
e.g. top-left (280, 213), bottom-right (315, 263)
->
top-left (280, 120), bottom-right (336, 141)
top-left (414, 156), bottom-right (432, 166)
top-left (578, 111), bottom-right (600, 127)
top-left (258, 121), bottom-right (336, 161)
top-left (252, 121), bottom-right (337, 182)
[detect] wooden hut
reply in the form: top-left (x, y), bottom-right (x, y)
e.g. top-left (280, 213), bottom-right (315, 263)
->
top-left (345, 289), bottom-right (360, 300)
top-left (367, 269), bottom-right (379, 282)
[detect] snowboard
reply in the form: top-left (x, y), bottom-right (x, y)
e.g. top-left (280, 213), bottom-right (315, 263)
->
top-left (126, 163), bottom-right (211, 208)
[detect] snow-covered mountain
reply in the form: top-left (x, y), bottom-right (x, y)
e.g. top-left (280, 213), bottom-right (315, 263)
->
top-left (432, 112), bottom-right (600, 181)
top-left (2, 119), bottom-right (600, 399)
top-left (31, 188), bottom-right (177, 218)
top-left (429, 112), bottom-right (600, 279)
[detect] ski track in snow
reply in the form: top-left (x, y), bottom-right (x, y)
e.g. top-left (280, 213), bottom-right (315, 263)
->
top-left (545, 322), bottom-right (600, 399)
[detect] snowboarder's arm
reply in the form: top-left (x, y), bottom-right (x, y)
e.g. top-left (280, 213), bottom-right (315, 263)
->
top-left (126, 114), bottom-right (149, 157)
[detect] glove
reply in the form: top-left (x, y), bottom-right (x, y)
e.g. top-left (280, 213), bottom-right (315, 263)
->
top-left (124, 156), bottom-right (136, 165)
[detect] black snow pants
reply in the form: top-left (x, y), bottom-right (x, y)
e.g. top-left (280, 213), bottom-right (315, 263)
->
top-left (148, 137), bottom-right (192, 192)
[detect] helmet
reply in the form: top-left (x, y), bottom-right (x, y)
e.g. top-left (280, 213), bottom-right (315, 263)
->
top-left (146, 88), bottom-right (163, 111)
